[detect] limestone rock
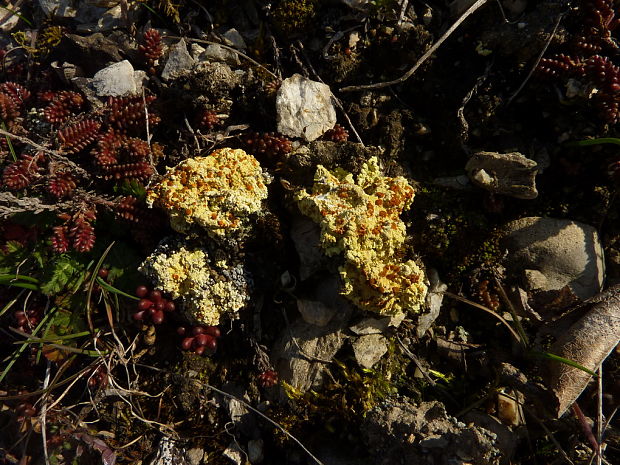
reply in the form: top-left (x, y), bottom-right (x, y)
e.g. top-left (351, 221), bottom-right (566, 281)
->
top-left (502, 217), bottom-right (605, 305)
top-left (92, 60), bottom-right (138, 96)
top-left (362, 399), bottom-right (502, 465)
top-left (276, 74), bottom-right (337, 141)
top-left (352, 334), bottom-right (388, 369)
top-left (466, 151), bottom-right (538, 199)
top-left (162, 39), bottom-right (195, 81)
top-left (297, 299), bottom-right (337, 327)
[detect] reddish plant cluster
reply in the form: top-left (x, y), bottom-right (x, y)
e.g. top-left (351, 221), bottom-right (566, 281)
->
top-left (92, 129), bottom-right (156, 181)
top-left (195, 109), bottom-right (220, 130)
top-left (0, 82), bottom-right (30, 122)
top-left (242, 131), bottom-right (292, 159)
top-left (14, 307), bottom-right (44, 334)
top-left (133, 285), bottom-right (176, 325)
top-left (322, 124), bottom-right (349, 142)
top-left (87, 365), bottom-right (108, 389)
top-left (47, 171), bottom-right (78, 199)
top-left (538, 0), bottom-right (620, 123)
top-left (57, 119), bottom-right (102, 153)
top-left (257, 369), bottom-right (278, 388)
top-left (139, 28), bottom-right (163, 74)
top-left (177, 325), bottom-right (221, 356)
top-left (1, 152), bottom-right (45, 191)
top-left (39, 90), bottom-right (84, 124)
top-left (51, 208), bottom-right (97, 253)
top-left (106, 95), bottom-right (160, 132)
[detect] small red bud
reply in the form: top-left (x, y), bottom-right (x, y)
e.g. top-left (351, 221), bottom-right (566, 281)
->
top-left (154, 301), bottom-right (165, 311)
top-left (164, 301), bottom-right (176, 312)
top-left (149, 290), bottom-right (162, 302)
top-left (136, 285), bottom-right (149, 297)
top-left (177, 326), bottom-right (187, 336)
top-left (192, 326), bottom-right (205, 336)
top-left (138, 299), bottom-right (153, 310)
top-left (132, 310), bottom-right (145, 321)
top-left (194, 345), bottom-right (205, 356)
top-left (195, 334), bottom-right (212, 346)
top-left (181, 337), bottom-right (194, 350)
top-left (151, 310), bottom-right (165, 324)
top-left (205, 326), bottom-right (221, 338)
top-left (98, 268), bottom-right (109, 279)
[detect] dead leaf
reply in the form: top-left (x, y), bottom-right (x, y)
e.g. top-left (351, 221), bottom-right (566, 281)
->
top-left (545, 284), bottom-right (620, 418)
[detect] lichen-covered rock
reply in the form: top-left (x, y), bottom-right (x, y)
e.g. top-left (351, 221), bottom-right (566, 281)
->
top-left (139, 241), bottom-right (250, 325)
top-left (146, 148), bottom-right (270, 239)
top-left (296, 157), bottom-right (427, 315)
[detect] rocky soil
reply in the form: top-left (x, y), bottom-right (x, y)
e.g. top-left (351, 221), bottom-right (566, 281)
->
top-left (0, 1), bottom-right (619, 464)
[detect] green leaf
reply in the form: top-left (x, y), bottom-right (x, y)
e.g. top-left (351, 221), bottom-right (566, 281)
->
top-left (39, 255), bottom-right (86, 296)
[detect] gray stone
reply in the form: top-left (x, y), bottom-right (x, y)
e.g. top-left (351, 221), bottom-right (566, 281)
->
top-left (92, 60), bottom-right (137, 96)
top-left (162, 39), bottom-right (195, 81)
top-left (276, 74), bottom-right (337, 141)
top-left (352, 334), bottom-right (388, 369)
top-left (247, 439), bottom-right (264, 464)
top-left (465, 151), bottom-right (539, 199)
top-left (186, 448), bottom-right (205, 465)
top-left (349, 317), bottom-right (391, 335)
top-left (297, 299), bottom-right (337, 326)
top-left (417, 268), bottom-right (446, 338)
top-left (76, 4), bottom-right (131, 32)
top-left (222, 28), bottom-right (247, 51)
top-left (38, 0), bottom-right (76, 18)
top-left (271, 276), bottom-right (353, 394)
top-left (362, 399), bottom-right (501, 465)
top-left (201, 44), bottom-right (240, 66)
top-left (290, 215), bottom-right (325, 280)
top-left (502, 217), bottom-right (605, 302)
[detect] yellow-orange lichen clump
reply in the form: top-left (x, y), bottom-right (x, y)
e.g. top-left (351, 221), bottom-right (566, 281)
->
top-left (296, 157), bottom-right (427, 315)
top-left (146, 148), bottom-right (270, 238)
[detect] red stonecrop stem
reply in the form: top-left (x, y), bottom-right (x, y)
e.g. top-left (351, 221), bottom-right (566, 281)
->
top-left (106, 95), bottom-right (160, 131)
top-left (51, 209), bottom-right (97, 253)
top-left (322, 124), bottom-right (349, 142)
top-left (48, 171), bottom-right (77, 199)
top-left (57, 119), bottom-right (102, 153)
top-left (41, 91), bottom-right (84, 124)
top-left (2, 153), bottom-right (44, 191)
top-left (139, 28), bottom-right (163, 74)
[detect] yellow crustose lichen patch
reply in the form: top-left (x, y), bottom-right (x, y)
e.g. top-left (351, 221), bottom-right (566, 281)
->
top-left (139, 244), bottom-right (249, 326)
top-left (146, 148), bottom-right (270, 238)
top-left (296, 157), bottom-right (427, 315)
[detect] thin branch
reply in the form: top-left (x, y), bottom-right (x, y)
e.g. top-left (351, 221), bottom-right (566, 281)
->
top-left (0, 128), bottom-right (89, 178)
top-left (506, 11), bottom-right (564, 106)
top-left (340, 0), bottom-right (489, 92)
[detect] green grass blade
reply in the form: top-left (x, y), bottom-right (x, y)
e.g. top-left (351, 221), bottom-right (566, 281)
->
top-left (0, 6), bottom-right (34, 27)
top-left (96, 277), bottom-right (139, 300)
top-left (0, 121), bottom-right (17, 161)
top-left (0, 306), bottom-right (57, 385)
top-left (566, 137), bottom-right (620, 147)
top-left (530, 350), bottom-right (598, 377)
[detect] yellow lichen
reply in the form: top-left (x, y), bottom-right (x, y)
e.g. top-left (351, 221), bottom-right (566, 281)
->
top-left (139, 242), bottom-right (249, 325)
top-left (296, 157), bottom-right (427, 314)
top-left (147, 148), bottom-right (270, 238)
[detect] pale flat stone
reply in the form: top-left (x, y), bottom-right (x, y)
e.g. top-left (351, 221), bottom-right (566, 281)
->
top-left (352, 333), bottom-right (388, 369)
top-left (276, 74), bottom-right (337, 141)
top-left (92, 60), bottom-right (137, 96)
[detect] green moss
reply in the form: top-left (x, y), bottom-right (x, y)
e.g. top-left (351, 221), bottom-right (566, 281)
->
top-left (271, 0), bottom-right (318, 38)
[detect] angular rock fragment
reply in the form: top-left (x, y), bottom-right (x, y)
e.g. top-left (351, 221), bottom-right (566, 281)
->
top-left (466, 151), bottom-right (538, 199)
top-left (502, 217), bottom-right (605, 311)
top-left (277, 74), bottom-right (337, 141)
